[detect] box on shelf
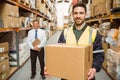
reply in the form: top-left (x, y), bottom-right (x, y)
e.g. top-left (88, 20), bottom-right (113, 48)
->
top-left (110, 45), bottom-right (120, 52)
top-left (0, 3), bottom-right (19, 17)
top-left (2, 16), bottom-right (15, 28)
top-left (92, 0), bottom-right (106, 6)
top-left (0, 58), bottom-right (10, 73)
top-left (0, 3), bottom-right (20, 28)
top-left (0, 58), bottom-right (10, 80)
top-left (0, 52), bottom-right (9, 63)
top-left (90, 4), bottom-right (94, 17)
top-left (113, 0), bottom-right (120, 8)
top-left (0, 32), bottom-right (27, 51)
top-left (0, 42), bottom-right (9, 53)
top-left (14, 17), bottom-right (21, 28)
top-left (40, 3), bottom-right (47, 15)
top-left (106, 0), bottom-right (112, 13)
top-left (0, 69), bottom-right (10, 80)
top-left (94, 2), bottom-right (107, 16)
top-left (36, 0), bottom-right (41, 10)
top-left (46, 43), bottom-right (93, 80)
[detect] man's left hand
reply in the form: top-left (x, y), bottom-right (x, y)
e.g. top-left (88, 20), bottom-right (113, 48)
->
top-left (34, 46), bottom-right (39, 51)
top-left (88, 68), bottom-right (96, 80)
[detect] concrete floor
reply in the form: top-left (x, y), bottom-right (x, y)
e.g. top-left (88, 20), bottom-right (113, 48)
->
top-left (10, 30), bottom-right (112, 80)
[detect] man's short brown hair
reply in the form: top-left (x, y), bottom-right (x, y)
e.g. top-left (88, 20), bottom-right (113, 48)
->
top-left (72, 2), bottom-right (87, 13)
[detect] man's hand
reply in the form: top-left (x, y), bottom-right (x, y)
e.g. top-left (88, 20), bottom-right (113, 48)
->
top-left (34, 46), bottom-right (41, 51)
top-left (88, 68), bottom-right (96, 80)
top-left (34, 46), bottom-right (39, 51)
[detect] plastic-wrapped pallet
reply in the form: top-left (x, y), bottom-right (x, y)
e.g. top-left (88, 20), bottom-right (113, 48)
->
top-left (106, 49), bottom-right (120, 80)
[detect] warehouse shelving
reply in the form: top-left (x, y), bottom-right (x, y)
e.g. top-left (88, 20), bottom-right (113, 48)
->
top-left (0, 27), bottom-right (31, 32)
top-left (85, 12), bottom-right (120, 80)
top-left (86, 16), bottom-right (110, 23)
top-left (0, 0), bottom-right (55, 79)
top-left (86, 13), bottom-right (120, 23)
top-left (0, 27), bottom-right (31, 80)
top-left (6, 0), bottom-right (51, 22)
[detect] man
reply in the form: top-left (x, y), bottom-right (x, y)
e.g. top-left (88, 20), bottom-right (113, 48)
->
top-left (28, 20), bottom-right (46, 79)
top-left (58, 3), bottom-right (104, 80)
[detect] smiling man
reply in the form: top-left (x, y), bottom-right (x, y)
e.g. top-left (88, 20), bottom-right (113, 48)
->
top-left (28, 20), bottom-right (46, 80)
top-left (58, 2), bottom-right (104, 80)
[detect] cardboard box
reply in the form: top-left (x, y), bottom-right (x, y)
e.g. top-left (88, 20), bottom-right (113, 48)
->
top-left (0, 58), bottom-right (10, 74)
top-left (113, 0), bottom-right (120, 8)
top-left (0, 3), bottom-right (19, 28)
top-left (0, 52), bottom-right (9, 62)
top-left (2, 16), bottom-right (14, 28)
top-left (0, 42), bottom-right (9, 53)
top-left (0, 67), bottom-right (10, 80)
top-left (14, 17), bottom-right (21, 28)
top-left (0, 3), bottom-right (19, 17)
top-left (36, 0), bottom-right (41, 10)
top-left (46, 44), bottom-right (93, 80)
top-left (40, 3), bottom-right (47, 14)
top-left (110, 45), bottom-right (120, 52)
top-left (90, 4), bottom-right (95, 17)
top-left (92, 0), bottom-right (105, 6)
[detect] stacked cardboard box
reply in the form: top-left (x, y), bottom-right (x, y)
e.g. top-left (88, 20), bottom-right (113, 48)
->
top-left (92, 0), bottom-right (105, 5)
top-left (40, 3), bottom-right (47, 15)
top-left (36, 0), bottom-right (41, 10)
top-left (90, 0), bottom-right (111, 17)
top-left (46, 44), bottom-right (93, 80)
top-left (0, 42), bottom-right (10, 80)
top-left (113, 0), bottom-right (120, 8)
top-left (0, 3), bottom-right (21, 28)
top-left (0, 31), bottom-right (26, 51)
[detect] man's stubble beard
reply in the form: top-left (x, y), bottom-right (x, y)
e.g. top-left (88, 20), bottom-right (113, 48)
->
top-left (74, 20), bottom-right (84, 26)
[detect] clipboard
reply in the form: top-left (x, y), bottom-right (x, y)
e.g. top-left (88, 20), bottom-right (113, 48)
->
top-left (32, 38), bottom-right (41, 47)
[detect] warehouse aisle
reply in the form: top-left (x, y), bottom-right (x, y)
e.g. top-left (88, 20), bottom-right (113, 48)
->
top-left (10, 30), bottom-right (112, 80)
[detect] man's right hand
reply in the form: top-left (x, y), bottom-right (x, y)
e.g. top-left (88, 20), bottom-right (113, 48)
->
top-left (34, 46), bottom-right (39, 51)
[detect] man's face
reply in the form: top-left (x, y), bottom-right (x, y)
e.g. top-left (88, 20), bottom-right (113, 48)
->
top-left (33, 21), bottom-right (39, 29)
top-left (72, 7), bottom-right (86, 26)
